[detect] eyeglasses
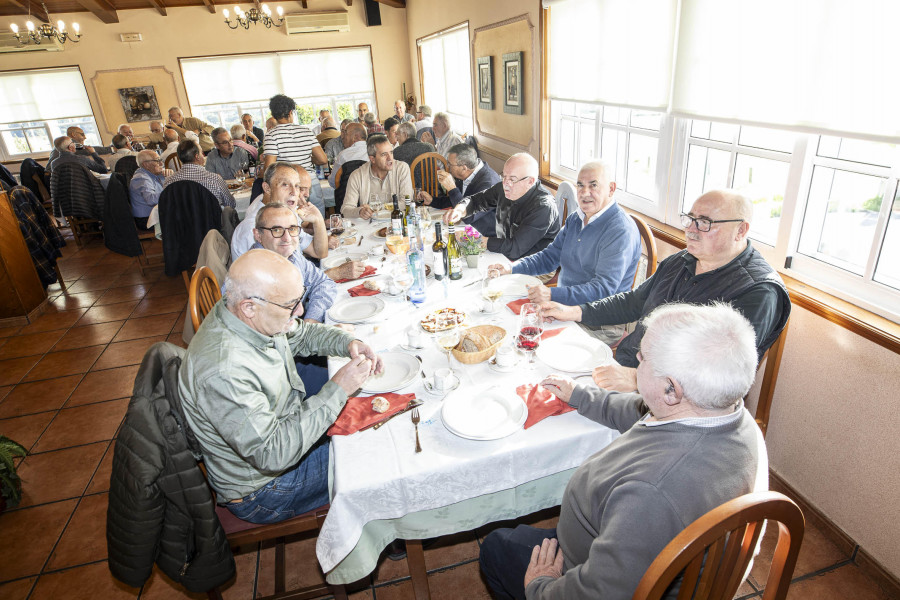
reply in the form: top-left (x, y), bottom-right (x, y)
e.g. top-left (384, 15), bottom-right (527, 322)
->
top-left (257, 225), bottom-right (301, 238)
top-left (680, 213), bottom-right (744, 233)
top-left (143, 159), bottom-right (163, 165)
top-left (250, 295), bottom-right (304, 314)
top-left (501, 175), bottom-right (530, 185)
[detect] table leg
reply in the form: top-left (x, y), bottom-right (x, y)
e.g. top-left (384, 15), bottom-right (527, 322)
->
top-left (406, 539), bottom-right (431, 599)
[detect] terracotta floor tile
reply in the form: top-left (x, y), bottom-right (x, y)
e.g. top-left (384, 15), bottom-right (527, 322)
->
top-left (375, 561), bottom-right (490, 600)
top-left (0, 324), bottom-right (23, 338)
top-left (0, 412), bottom-right (55, 450)
top-left (137, 566), bottom-right (207, 600)
top-left (0, 385), bottom-right (11, 401)
top-left (16, 442), bottom-right (106, 508)
top-left (76, 301), bottom-right (140, 326)
top-left (0, 355), bottom-right (40, 386)
top-left (64, 277), bottom-right (115, 294)
top-left (0, 375), bottom-right (82, 418)
top-left (0, 577), bottom-right (36, 599)
top-left (215, 550), bottom-right (259, 600)
top-left (786, 565), bottom-right (890, 599)
top-left (18, 309), bottom-right (88, 335)
top-left (112, 312), bottom-right (180, 343)
top-left (29, 561), bottom-right (140, 600)
top-left (67, 365), bottom-right (139, 407)
top-left (81, 263), bottom-right (131, 279)
top-left (22, 345), bottom-right (104, 382)
top-left (48, 291), bottom-right (103, 311)
top-left (145, 276), bottom-right (190, 298)
top-left (0, 330), bottom-right (66, 360)
top-left (166, 332), bottom-right (188, 349)
top-left (256, 536), bottom-right (327, 597)
top-left (53, 321), bottom-right (125, 352)
top-left (372, 534), bottom-right (477, 585)
top-left (94, 285), bottom-right (151, 306)
top-left (131, 295), bottom-right (189, 318)
top-left (110, 270), bottom-right (163, 287)
top-left (750, 519), bottom-right (850, 586)
top-left (85, 441), bottom-right (115, 494)
top-left (0, 500), bottom-right (77, 580)
top-left (92, 335), bottom-right (167, 371)
top-left (46, 493), bottom-right (110, 570)
top-left (30, 399), bottom-right (128, 453)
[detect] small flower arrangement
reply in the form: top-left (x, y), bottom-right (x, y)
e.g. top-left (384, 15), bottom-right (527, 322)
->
top-left (457, 225), bottom-right (484, 255)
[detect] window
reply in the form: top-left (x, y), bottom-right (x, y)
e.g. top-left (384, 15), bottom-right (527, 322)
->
top-left (417, 23), bottom-right (473, 134)
top-left (0, 67), bottom-right (100, 160)
top-left (180, 47), bottom-right (376, 132)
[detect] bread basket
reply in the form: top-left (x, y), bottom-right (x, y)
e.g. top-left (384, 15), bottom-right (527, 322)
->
top-left (451, 325), bottom-right (507, 365)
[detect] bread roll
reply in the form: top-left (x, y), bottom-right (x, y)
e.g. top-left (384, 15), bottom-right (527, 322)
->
top-left (364, 280), bottom-right (381, 291)
top-left (372, 396), bottom-right (390, 413)
top-left (458, 331), bottom-right (490, 353)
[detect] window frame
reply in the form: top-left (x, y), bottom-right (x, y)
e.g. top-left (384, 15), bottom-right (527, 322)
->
top-left (416, 21), bottom-right (474, 136)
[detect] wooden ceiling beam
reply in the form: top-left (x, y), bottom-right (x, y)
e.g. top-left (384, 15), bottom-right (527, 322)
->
top-left (300, 0), bottom-right (306, 8)
top-left (147, 0), bottom-right (167, 16)
top-left (4, 0), bottom-right (50, 23)
top-left (72, 0), bottom-right (119, 23)
top-left (374, 0), bottom-right (404, 7)
top-left (198, 0), bottom-right (215, 14)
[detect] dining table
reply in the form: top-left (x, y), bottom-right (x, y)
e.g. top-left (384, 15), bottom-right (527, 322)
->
top-left (318, 209), bottom-right (621, 597)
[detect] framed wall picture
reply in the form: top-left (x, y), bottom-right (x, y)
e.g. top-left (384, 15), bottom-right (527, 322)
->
top-left (477, 56), bottom-right (494, 110)
top-left (118, 85), bottom-right (162, 123)
top-left (502, 51), bottom-right (524, 115)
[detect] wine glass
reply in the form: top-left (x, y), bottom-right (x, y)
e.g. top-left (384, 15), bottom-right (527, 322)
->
top-left (481, 267), bottom-right (503, 314)
top-left (392, 265), bottom-right (415, 307)
top-left (516, 303), bottom-right (544, 367)
top-left (329, 214), bottom-right (344, 236)
top-left (433, 322), bottom-right (461, 374)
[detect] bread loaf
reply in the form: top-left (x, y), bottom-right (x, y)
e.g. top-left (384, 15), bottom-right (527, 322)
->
top-left (457, 331), bottom-right (490, 353)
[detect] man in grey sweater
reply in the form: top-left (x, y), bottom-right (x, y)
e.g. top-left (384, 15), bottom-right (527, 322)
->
top-left (479, 302), bottom-right (769, 599)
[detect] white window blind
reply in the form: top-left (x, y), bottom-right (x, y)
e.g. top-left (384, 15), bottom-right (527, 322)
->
top-left (0, 67), bottom-right (93, 122)
top-left (279, 48), bottom-right (374, 99)
top-left (545, 0), bottom-right (677, 110)
top-left (417, 24), bottom-right (473, 133)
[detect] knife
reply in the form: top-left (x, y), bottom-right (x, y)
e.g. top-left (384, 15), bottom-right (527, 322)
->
top-left (364, 399), bottom-right (423, 431)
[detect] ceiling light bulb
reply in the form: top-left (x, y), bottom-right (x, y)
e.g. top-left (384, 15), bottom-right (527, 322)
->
top-left (58, 20), bottom-right (65, 30)
top-left (276, 6), bottom-right (283, 16)
top-left (72, 22), bottom-right (79, 32)
top-left (223, 8), bottom-right (229, 17)
top-left (26, 20), bottom-right (35, 31)
top-left (10, 23), bottom-right (18, 33)
top-left (234, 5), bottom-right (240, 13)
top-left (262, 4), bottom-right (270, 14)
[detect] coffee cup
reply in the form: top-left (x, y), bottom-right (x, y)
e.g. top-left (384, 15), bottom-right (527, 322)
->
top-left (495, 344), bottom-right (516, 367)
top-left (406, 326), bottom-right (424, 349)
top-left (433, 368), bottom-right (454, 391)
top-left (370, 244), bottom-right (384, 256)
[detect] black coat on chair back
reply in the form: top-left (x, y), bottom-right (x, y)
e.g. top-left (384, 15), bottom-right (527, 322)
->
top-left (50, 161), bottom-right (106, 220)
top-left (159, 180), bottom-right (222, 277)
top-left (114, 155), bottom-right (139, 185)
top-left (20, 158), bottom-right (49, 200)
top-left (104, 172), bottom-right (143, 257)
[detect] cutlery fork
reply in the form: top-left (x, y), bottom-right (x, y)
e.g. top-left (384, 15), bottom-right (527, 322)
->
top-left (412, 408), bottom-right (422, 453)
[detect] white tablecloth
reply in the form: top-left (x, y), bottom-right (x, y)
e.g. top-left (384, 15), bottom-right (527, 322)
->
top-left (316, 216), bottom-right (619, 575)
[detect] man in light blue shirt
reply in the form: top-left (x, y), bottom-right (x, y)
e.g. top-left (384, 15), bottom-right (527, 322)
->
top-left (129, 150), bottom-right (171, 229)
top-left (206, 127), bottom-right (250, 180)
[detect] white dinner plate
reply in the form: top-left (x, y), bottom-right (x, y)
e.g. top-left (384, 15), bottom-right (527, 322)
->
top-left (321, 253), bottom-right (367, 270)
top-left (361, 352), bottom-right (420, 393)
top-left (441, 386), bottom-right (528, 440)
top-left (536, 332), bottom-right (613, 373)
top-left (494, 274), bottom-right (542, 297)
top-left (326, 297), bottom-right (385, 323)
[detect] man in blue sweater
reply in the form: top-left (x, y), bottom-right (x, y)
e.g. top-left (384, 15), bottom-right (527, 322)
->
top-left (490, 161), bottom-right (640, 343)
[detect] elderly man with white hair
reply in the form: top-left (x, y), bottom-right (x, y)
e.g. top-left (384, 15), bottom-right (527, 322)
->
top-left (129, 150), bottom-right (173, 229)
top-left (117, 123), bottom-right (145, 151)
top-left (445, 153), bottom-right (560, 261)
top-left (480, 302), bottom-right (769, 600)
top-left (541, 189), bottom-right (791, 392)
top-left (421, 112), bottom-right (463, 158)
top-left (230, 124), bottom-right (259, 160)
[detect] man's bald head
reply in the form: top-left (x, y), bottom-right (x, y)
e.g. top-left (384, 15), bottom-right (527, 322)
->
top-left (137, 150), bottom-right (158, 164)
top-left (706, 190), bottom-right (754, 224)
top-left (345, 122), bottom-right (367, 143)
top-left (224, 250), bottom-right (305, 335)
top-left (506, 153), bottom-right (539, 179)
top-left (322, 117), bottom-right (336, 129)
top-left (164, 128), bottom-right (179, 143)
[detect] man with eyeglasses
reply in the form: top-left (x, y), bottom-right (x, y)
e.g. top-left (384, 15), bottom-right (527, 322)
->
top-left (179, 249), bottom-right (383, 524)
top-left (541, 190), bottom-right (791, 392)
top-left (444, 153), bottom-right (560, 261)
top-left (206, 127), bottom-right (250, 180)
top-left (130, 149), bottom-right (174, 230)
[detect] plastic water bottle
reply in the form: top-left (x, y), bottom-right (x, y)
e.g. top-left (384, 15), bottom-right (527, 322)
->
top-left (407, 216), bottom-right (427, 305)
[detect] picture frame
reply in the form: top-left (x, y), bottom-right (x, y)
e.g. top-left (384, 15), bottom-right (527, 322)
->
top-left (477, 56), bottom-right (494, 110)
top-left (118, 85), bottom-right (162, 123)
top-left (502, 51), bottom-right (524, 115)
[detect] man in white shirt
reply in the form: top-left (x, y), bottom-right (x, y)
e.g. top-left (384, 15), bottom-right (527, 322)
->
top-left (422, 112), bottom-right (463, 158)
top-left (104, 134), bottom-right (137, 170)
top-left (415, 105), bottom-right (433, 131)
top-left (341, 134), bottom-right (413, 219)
top-left (329, 122), bottom-right (368, 188)
top-left (160, 129), bottom-right (180, 165)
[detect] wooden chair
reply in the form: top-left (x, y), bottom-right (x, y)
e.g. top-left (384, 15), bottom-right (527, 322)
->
top-left (164, 153), bottom-right (182, 172)
top-left (410, 152), bottom-right (448, 198)
top-left (750, 318), bottom-right (790, 438)
top-left (66, 216), bottom-right (104, 248)
top-left (630, 213), bottom-right (658, 288)
top-left (555, 181), bottom-right (577, 221)
top-left (188, 266), bottom-right (221, 331)
top-left (632, 491), bottom-right (804, 600)
top-left (137, 230), bottom-right (164, 276)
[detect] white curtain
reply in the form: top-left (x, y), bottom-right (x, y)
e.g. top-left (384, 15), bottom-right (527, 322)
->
top-left (418, 24), bottom-right (473, 132)
top-left (0, 67), bottom-right (93, 122)
top-left (279, 47), bottom-right (374, 98)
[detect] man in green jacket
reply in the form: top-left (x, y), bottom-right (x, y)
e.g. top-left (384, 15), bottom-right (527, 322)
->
top-left (179, 249), bottom-right (382, 524)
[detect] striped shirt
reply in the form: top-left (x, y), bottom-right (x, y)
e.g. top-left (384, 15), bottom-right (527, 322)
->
top-left (263, 123), bottom-right (317, 171)
top-left (163, 163), bottom-right (235, 208)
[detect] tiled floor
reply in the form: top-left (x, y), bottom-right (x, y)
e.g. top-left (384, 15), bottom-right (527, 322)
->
top-left (0, 236), bottom-right (896, 600)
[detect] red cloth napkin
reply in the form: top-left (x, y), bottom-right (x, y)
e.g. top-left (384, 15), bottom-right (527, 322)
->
top-left (506, 298), bottom-right (529, 315)
top-left (541, 328), bottom-right (565, 341)
top-left (328, 392), bottom-right (417, 436)
top-left (347, 283), bottom-right (380, 297)
top-left (335, 265), bottom-right (377, 283)
top-left (517, 383), bottom-right (576, 429)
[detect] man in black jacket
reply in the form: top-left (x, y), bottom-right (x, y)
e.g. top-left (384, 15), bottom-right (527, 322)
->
top-left (444, 153), bottom-right (560, 261)
top-left (417, 143), bottom-right (501, 236)
top-left (393, 121), bottom-right (436, 167)
top-left (49, 135), bottom-right (108, 174)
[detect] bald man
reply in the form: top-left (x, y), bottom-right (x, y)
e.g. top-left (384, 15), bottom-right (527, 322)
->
top-left (179, 249), bottom-right (383, 524)
top-left (329, 122), bottom-right (368, 188)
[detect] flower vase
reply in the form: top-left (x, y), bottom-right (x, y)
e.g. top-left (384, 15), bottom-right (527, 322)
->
top-left (465, 254), bottom-right (480, 268)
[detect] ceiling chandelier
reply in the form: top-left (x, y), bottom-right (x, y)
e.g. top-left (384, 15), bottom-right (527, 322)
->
top-left (9, 2), bottom-right (81, 45)
top-left (223, 4), bottom-right (284, 29)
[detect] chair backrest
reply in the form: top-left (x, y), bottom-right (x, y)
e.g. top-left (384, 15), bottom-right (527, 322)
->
top-left (410, 151), bottom-right (448, 197)
top-left (164, 153), bottom-right (182, 172)
top-left (464, 135), bottom-right (480, 159)
top-left (189, 266), bottom-right (221, 331)
top-left (555, 181), bottom-right (577, 221)
top-left (158, 180), bottom-right (223, 278)
top-left (630, 213), bottom-right (658, 289)
top-left (31, 173), bottom-right (52, 203)
top-left (632, 491), bottom-right (804, 600)
top-left (334, 159), bottom-right (366, 212)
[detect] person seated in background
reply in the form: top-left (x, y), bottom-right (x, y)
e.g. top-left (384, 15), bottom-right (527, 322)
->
top-left (393, 99), bottom-right (415, 124)
top-left (47, 126), bottom-right (101, 168)
top-left (316, 116), bottom-right (340, 148)
top-left (383, 117), bottom-right (400, 149)
top-left (356, 102), bottom-right (370, 123)
top-left (417, 143), bottom-right (500, 236)
top-left (242, 113), bottom-right (265, 147)
top-left (480, 302), bottom-right (769, 600)
top-left (324, 118), bottom-right (353, 163)
top-left (363, 112), bottom-right (383, 135)
top-left (162, 140), bottom-right (235, 208)
top-left (206, 127), bottom-right (250, 180)
top-left (129, 150), bottom-right (172, 230)
top-left (444, 153), bottom-right (559, 261)
top-left (49, 136), bottom-right (108, 174)
top-left (415, 104), bottom-right (433, 133)
top-left (393, 121), bottom-right (435, 167)
top-left (310, 109), bottom-right (331, 136)
top-left (146, 121), bottom-right (167, 151)
top-left (421, 112), bottom-right (462, 158)
top-left (341, 134), bottom-right (413, 220)
top-left (167, 106), bottom-right (215, 152)
top-left (329, 122), bottom-right (368, 188)
top-left (230, 124), bottom-right (259, 161)
top-left (541, 189), bottom-right (792, 393)
top-left (160, 128), bottom-right (180, 165)
top-left (179, 249), bottom-right (383, 525)
top-left (489, 161), bottom-right (641, 345)
top-left (104, 134), bottom-right (137, 170)
top-left (265, 117), bottom-right (278, 132)
top-left (117, 123), bottom-right (144, 152)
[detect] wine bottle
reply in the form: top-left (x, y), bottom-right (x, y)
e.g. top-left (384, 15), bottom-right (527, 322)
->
top-left (390, 194), bottom-right (403, 236)
top-left (447, 223), bottom-right (463, 280)
top-left (432, 222), bottom-right (447, 281)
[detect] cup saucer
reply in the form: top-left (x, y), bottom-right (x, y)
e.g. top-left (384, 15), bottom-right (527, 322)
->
top-left (488, 355), bottom-right (519, 373)
top-left (423, 374), bottom-right (461, 394)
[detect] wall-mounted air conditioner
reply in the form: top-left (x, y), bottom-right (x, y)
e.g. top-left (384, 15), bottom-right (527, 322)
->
top-left (0, 31), bottom-right (63, 52)
top-left (284, 11), bottom-right (350, 34)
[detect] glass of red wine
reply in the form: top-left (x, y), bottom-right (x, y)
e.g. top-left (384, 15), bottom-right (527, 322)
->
top-left (516, 303), bottom-right (543, 367)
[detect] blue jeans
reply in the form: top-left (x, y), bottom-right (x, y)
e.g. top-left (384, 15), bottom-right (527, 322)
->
top-left (295, 359), bottom-right (328, 396)
top-left (226, 441), bottom-right (330, 524)
top-left (479, 525), bottom-right (558, 600)
top-left (308, 178), bottom-right (325, 216)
